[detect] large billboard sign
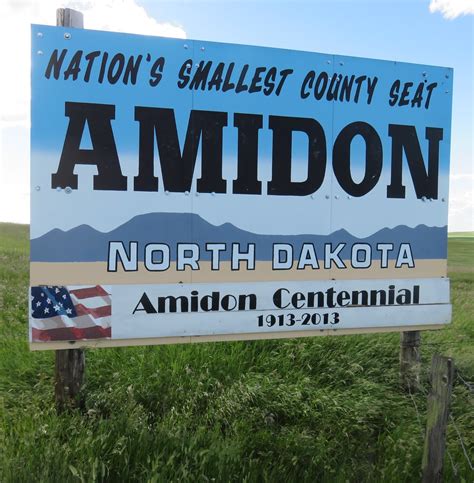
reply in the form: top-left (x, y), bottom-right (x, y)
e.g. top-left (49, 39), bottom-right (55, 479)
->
top-left (30, 25), bottom-right (452, 349)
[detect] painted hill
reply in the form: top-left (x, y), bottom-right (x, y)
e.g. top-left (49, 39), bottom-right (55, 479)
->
top-left (30, 212), bottom-right (447, 262)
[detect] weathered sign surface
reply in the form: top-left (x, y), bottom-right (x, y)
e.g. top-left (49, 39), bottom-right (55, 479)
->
top-left (30, 25), bottom-right (452, 349)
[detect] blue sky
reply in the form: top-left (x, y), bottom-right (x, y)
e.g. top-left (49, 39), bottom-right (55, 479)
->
top-left (1, 0), bottom-right (472, 230)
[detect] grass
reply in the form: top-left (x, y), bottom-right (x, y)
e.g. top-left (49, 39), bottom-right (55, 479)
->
top-left (448, 232), bottom-right (474, 238)
top-left (448, 237), bottom-right (474, 274)
top-left (0, 222), bottom-right (473, 482)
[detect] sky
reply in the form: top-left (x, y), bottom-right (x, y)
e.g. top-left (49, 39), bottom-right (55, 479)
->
top-left (1, 0), bottom-right (473, 232)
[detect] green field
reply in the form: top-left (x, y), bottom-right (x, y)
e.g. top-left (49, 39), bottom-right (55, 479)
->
top-left (449, 232), bottom-right (474, 238)
top-left (0, 223), bottom-right (472, 482)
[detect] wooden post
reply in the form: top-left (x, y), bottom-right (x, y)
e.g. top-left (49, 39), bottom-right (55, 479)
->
top-left (400, 330), bottom-right (421, 392)
top-left (55, 348), bottom-right (86, 412)
top-left (56, 7), bottom-right (84, 28)
top-left (54, 7), bottom-right (85, 413)
top-left (422, 354), bottom-right (454, 483)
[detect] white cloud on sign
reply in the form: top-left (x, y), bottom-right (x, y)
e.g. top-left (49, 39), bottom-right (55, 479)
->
top-left (429, 0), bottom-right (474, 19)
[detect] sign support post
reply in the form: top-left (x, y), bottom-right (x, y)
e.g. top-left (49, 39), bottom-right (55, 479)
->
top-left (422, 354), bottom-right (454, 482)
top-left (53, 7), bottom-right (85, 412)
top-left (400, 330), bottom-right (421, 392)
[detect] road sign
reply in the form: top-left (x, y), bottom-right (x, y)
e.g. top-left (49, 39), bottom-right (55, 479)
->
top-left (30, 25), bottom-right (453, 349)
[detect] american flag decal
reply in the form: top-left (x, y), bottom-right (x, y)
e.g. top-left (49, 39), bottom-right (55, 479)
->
top-left (31, 285), bottom-right (111, 341)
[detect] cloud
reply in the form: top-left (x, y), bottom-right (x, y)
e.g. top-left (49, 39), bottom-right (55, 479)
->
top-left (67, 0), bottom-right (186, 37)
top-left (448, 172), bottom-right (474, 231)
top-left (429, 0), bottom-right (474, 19)
top-left (450, 173), bottom-right (474, 181)
top-left (0, 0), bottom-right (186, 126)
top-left (3, 0), bottom-right (186, 37)
top-left (448, 191), bottom-right (473, 231)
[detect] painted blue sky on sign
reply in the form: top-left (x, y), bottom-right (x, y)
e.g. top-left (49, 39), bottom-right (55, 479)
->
top-left (30, 24), bottom-right (452, 238)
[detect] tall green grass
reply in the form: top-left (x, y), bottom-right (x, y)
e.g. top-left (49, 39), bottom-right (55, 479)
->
top-left (0, 223), bottom-right (472, 481)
